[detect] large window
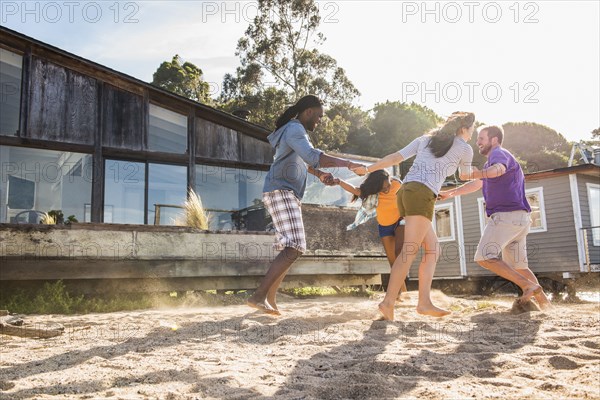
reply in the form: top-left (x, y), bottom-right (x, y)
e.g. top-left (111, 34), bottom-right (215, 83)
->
top-left (0, 48), bottom-right (23, 136)
top-left (195, 165), bottom-right (267, 230)
top-left (433, 203), bottom-right (455, 242)
top-left (148, 163), bottom-right (187, 225)
top-left (104, 160), bottom-right (145, 224)
top-left (478, 187), bottom-right (547, 233)
top-left (0, 146), bottom-right (92, 223)
top-left (303, 163), bottom-right (395, 207)
top-left (148, 104), bottom-right (187, 153)
top-left (587, 183), bottom-right (600, 246)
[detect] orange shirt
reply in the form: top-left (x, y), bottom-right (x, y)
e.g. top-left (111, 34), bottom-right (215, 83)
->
top-left (376, 179), bottom-right (402, 226)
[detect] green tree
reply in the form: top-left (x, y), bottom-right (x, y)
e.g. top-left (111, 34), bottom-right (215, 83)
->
top-left (592, 127), bottom-right (600, 139)
top-left (502, 122), bottom-right (571, 172)
top-left (369, 102), bottom-right (443, 158)
top-left (220, 0), bottom-right (359, 144)
top-left (152, 55), bottom-right (211, 104)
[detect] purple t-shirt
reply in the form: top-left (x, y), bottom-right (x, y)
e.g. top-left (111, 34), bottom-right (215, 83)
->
top-left (482, 147), bottom-right (531, 216)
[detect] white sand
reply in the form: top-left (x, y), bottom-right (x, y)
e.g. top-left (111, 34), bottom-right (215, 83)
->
top-left (1, 291), bottom-right (599, 399)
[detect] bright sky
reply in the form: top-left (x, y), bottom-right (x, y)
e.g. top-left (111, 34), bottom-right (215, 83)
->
top-left (2, 1), bottom-right (599, 142)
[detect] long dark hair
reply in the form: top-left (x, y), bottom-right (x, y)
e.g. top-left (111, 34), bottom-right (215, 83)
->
top-left (351, 169), bottom-right (390, 202)
top-left (275, 95), bottom-right (323, 129)
top-left (426, 111), bottom-right (475, 158)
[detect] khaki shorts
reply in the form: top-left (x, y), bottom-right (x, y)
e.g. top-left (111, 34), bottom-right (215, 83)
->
top-left (396, 182), bottom-right (437, 221)
top-left (474, 210), bottom-right (531, 269)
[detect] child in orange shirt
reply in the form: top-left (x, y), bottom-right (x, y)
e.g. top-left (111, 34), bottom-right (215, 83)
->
top-left (335, 169), bottom-right (407, 295)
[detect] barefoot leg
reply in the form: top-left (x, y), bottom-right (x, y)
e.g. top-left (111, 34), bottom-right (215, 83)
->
top-left (248, 247), bottom-right (300, 314)
top-left (415, 225), bottom-right (450, 317)
top-left (516, 268), bottom-right (552, 310)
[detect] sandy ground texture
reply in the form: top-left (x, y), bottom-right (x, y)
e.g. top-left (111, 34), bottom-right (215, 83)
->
top-left (0, 291), bottom-right (599, 400)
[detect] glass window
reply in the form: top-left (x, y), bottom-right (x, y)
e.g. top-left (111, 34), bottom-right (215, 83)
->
top-left (104, 160), bottom-right (145, 224)
top-left (195, 165), bottom-right (267, 230)
top-left (587, 183), bottom-right (600, 246)
top-left (478, 187), bottom-right (547, 233)
top-left (148, 104), bottom-right (187, 153)
top-left (0, 146), bottom-right (92, 223)
top-left (433, 203), bottom-right (455, 242)
top-left (148, 163), bottom-right (187, 225)
top-left (303, 162), bottom-right (395, 207)
top-left (0, 48), bottom-right (23, 136)
top-left (525, 188), bottom-right (547, 232)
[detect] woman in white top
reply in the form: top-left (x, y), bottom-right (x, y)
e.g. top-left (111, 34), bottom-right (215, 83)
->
top-left (352, 112), bottom-right (476, 321)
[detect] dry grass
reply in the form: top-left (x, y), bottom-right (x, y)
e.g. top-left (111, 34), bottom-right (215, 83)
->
top-left (174, 188), bottom-right (209, 230)
top-left (40, 212), bottom-right (56, 225)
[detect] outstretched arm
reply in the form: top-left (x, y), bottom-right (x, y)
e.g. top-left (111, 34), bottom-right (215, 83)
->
top-left (438, 179), bottom-right (483, 200)
top-left (351, 152), bottom-right (405, 176)
top-left (336, 179), bottom-right (361, 197)
top-left (308, 166), bottom-right (336, 185)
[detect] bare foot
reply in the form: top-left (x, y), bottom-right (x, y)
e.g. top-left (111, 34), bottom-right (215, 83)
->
top-left (519, 284), bottom-right (542, 305)
top-left (416, 304), bottom-right (451, 317)
top-left (247, 300), bottom-right (280, 316)
top-left (267, 297), bottom-right (279, 313)
top-left (533, 290), bottom-right (552, 311)
top-left (378, 302), bottom-right (394, 321)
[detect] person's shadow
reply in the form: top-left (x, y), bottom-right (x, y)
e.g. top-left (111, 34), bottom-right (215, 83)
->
top-left (1, 308), bottom-right (542, 399)
top-left (272, 310), bottom-right (542, 399)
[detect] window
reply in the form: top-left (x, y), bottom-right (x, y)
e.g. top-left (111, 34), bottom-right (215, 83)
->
top-left (104, 160), bottom-right (145, 224)
top-left (587, 183), bottom-right (600, 246)
top-left (148, 163), bottom-right (187, 225)
top-left (195, 165), bottom-right (267, 230)
top-left (148, 104), bottom-right (187, 153)
top-left (0, 146), bottom-right (92, 223)
top-left (0, 48), bottom-right (23, 136)
top-left (433, 203), bottom-right (455, 242)
top-left (525, 188), bottom-right (547, 232)
top-left (303, 162), bottom-right (395, 207)
top-left (477, 187), bottom-right (547, 233)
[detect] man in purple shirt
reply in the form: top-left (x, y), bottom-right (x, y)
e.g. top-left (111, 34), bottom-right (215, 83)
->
top-left (440, 125), bottom-right (551, 310)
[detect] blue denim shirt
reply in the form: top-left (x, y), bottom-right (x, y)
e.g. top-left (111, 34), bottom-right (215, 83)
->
top-left (263, 120), bottom-right (322, 199)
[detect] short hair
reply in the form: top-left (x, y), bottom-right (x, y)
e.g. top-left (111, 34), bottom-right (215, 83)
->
top-left (480, 125), bottom-right (504, 144)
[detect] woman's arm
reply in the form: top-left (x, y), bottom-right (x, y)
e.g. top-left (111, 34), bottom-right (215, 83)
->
top-left (336, 179), bottom-right (361, 196)
top-left (351, 152), bottom-right (404, 176)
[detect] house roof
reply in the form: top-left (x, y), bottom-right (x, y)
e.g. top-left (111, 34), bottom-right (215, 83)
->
top-left (0, 26), bottom-right (271, 142)
top-left (525, 163), bottom-right (600, 181)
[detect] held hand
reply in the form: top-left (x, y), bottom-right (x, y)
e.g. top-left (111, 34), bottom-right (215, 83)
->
top-left (351, 165), bottom-right (368, 176)
top-left (437, 191), bottom-right (453, 201)
top-left (319, 172), bottom-right (336, 186)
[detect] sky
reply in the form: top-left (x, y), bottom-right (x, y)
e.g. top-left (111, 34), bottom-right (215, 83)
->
top-left (2, 0), bottom-right (599, 143)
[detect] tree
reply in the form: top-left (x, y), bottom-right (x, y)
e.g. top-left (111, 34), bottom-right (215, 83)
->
top-left (592, 127), bottom-right (600, 139)
top-left (369, 102), bottom-right (443, 158)
top-left (502, 122), bottom-right (571, 172)
top-left (220, 0), bottom-right (360, 137)
top-left (152, 55), bottom-right (211, 104)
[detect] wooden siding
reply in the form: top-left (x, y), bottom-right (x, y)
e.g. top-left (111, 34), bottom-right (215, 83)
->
top-left (462, 174), bottom-right (581, 276)
top-left (101, 83), bottom-right (144, 150)
top-left (27, 57), bottom-right (98, 145)
top-left (578, 174), bottom-right (600, 265)
top-left (195, 118), bottom-right (239, 161)
top-left (195, 118), bottom-right (273, 165)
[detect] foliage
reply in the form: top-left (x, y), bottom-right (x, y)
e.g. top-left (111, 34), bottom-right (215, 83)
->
top-left (152, 55), bottom-right (212, 104)
top-left (40, 210), bottom-right (78, 225)
top-left (219, 0), bottom-right (359, 145)
top-left (174, 188), bottom-right (209, 230)
top-left (502, 122), bottom-right (572, 172)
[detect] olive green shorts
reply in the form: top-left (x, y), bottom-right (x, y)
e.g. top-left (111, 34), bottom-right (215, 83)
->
top-left (396, 181), bottom-right (437, 221)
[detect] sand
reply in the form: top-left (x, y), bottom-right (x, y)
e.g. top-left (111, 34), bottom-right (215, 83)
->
top-left (0, 291), bottom-right (599, 399)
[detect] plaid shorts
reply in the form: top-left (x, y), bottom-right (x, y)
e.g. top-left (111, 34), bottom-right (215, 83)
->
top-left (263, 190), bottom-right (306, 253)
